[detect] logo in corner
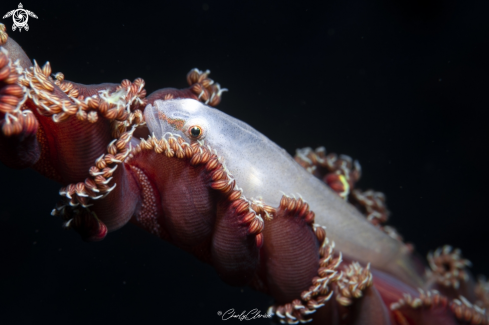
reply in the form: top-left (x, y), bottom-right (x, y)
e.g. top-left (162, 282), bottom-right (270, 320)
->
top-left (3, 3), bottom-right (37, 32)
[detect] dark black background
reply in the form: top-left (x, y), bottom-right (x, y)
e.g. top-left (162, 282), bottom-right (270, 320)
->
top-left (1, 0), bottom-right (488, 324)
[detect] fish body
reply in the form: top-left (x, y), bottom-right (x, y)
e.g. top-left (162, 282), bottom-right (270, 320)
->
top-left (144, 98), bottom-right (421, 286)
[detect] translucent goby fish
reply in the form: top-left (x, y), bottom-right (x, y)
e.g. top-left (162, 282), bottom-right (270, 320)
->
top-left (144, 98), bottom-right (421, 287)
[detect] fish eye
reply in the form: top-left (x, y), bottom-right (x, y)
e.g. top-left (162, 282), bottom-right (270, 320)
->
top-left (188, 125), bottom-right (204, 139)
